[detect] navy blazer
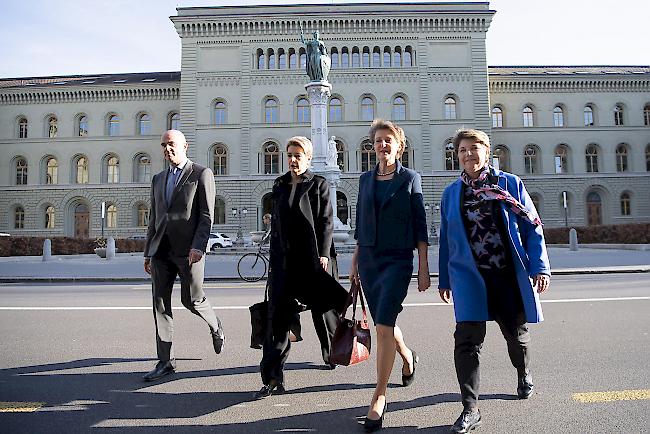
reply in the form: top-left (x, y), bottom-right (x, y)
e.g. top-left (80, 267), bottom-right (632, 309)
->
top-left (354, 161), bottom-right (428, 250)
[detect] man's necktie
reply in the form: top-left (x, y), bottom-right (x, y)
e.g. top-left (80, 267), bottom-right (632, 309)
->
top-left (165, 167), bottom-right (179, 206)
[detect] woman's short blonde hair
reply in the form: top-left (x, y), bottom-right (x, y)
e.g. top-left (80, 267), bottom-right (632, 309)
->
top-left (452, 129), bottom-right (491, 154)
top-left (286, 136), bottom-right (313, 159)
top-left (368, 119), bottom-right (406, 158)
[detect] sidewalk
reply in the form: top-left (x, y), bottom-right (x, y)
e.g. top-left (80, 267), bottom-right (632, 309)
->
top-left (0, 246), bottom-right (648, 283)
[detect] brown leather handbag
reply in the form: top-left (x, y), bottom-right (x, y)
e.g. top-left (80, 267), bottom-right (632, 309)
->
top-left (329, 281), bottom-right (371, 366)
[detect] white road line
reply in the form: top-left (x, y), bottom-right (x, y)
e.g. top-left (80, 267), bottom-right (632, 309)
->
top-left (0, 296), bottom-right (648, 311)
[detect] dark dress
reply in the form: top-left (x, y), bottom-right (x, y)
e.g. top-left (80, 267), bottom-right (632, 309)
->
top-left (354, 162), bottom-right (428, 327)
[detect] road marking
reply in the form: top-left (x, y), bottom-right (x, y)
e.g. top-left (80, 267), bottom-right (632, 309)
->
top-left (572, 389), bottom-right (650, 403)
top-left (0, 402), bottom-right (44, 412)
top-left (0, 296), bottom-right (648, 311)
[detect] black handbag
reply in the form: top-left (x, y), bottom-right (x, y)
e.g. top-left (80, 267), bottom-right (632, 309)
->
top-left (249, 280), bottom-right (303, 349)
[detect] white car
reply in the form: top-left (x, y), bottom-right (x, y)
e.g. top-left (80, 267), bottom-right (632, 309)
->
top-left (208, 232), bottom-right (233, 251)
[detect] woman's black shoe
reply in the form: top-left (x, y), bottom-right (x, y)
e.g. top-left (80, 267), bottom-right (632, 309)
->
top-left (254, 382), bottom-right (286, 400)
top-left (402, 350), bottom-right (419, 387)
top-left (364, 401), bottom-right (387, 432)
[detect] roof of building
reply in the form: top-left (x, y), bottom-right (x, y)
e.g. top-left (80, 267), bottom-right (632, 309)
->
top-left (488, 66), bottom-right (650, 76)
top-left (0, 72), bottom-right (180, 89)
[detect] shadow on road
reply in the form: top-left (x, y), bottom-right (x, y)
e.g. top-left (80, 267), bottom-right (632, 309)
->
top-left (0, 357), bottom-right (518, 433)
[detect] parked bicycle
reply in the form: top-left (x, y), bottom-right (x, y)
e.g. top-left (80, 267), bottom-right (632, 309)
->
top-left (237, 243), bottom-right (269, 282)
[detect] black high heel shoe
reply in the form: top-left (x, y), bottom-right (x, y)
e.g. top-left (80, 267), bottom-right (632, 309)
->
top-left (364, 401), bottom-right (387, 432)
top-left (402, 350), bottom-right (419, 387)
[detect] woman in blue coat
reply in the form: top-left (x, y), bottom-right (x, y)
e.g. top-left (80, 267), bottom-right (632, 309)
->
top-left (438, 129), bottom-right (551, 434)
top-left (351, 119), bottom-right (430, 432)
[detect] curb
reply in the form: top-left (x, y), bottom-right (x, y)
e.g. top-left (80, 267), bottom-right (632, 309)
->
top-left (2, 266), bottom-right (648, 284)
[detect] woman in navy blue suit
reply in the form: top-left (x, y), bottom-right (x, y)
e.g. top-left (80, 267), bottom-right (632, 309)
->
top-left (351, 119), bottom-right (430, 432)
top-left (438, 129), bottom-right (550, 433)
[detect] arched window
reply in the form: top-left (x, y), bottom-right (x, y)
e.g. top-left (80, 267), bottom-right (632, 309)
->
top-left (644, 104), bottom-right (650, 126)
top-left (491, 107), bottom-right (503, 128)
top-left (15, 157), bottom-right (28, 185)
top-left (289, 48), bottom-right (297, 69)
top-left (267, 48), bottom-right (275, 69)
top-left (341, 47), bottom-right (349, 68)
top-left (256, 49), bottom-right (265, 69)
top-left (330, 48), bottom-right (339, 68)
top-left (522, 106), bottom-right (534, 127)
top-left (299, 48), bottom-right (306, 69)
top-left (584, 105), bottom-right (595, 126)
top-left (445, 142), bottom-right (459, 170)
top-left (404, 46), bottom-right (413, 66)
top-left (215, 197), bottom-right (226, 224)
top-left (586, 191), bottom-right (602, 226)
top-left (335, 139), bottom-right (347, 172)
top-left (554, 145), bottom-right (570, 174)
top-left (278, 49), bottom-right (286, 69)
top-left (337, 191), bottom-right (349, 225)
top-left (646, 144), bottom-right (650, 171)
top-left (620, 192), bottom-right (631, 216)
top-left (296, 97), bottom-right (310, 123)
top-left (372, 47), bottom-right (381, 67)
top-left (329, 97), bottom-right (343, 122)
top-left (444, 97), bottom-right (457, 120)
top-left (134, 154), bottom-right (151, 182)
top-left (214, 100), bottom-right (227, 125)
top-left (401, 141), bottom-right (410, 168)
top-left (107, 114), bottom-right (120, 136)
top-left (362, 47), bottom-right (370, 67)
top-left (361, 96), bottom-right (375, 121)
top-left (553, 106), bottom-right (565, 127)
top-left (392, 96), bottom-right (406, 121)
top-left (586, 144), bottom-right (599, 173)
top-left (74, 155), bottom-right (89, 184)
top-left (263, 142), bottom-right (280, 174)
top-left (106, 204), bottom-right (117, 228)
top-left (77, 115), bottom-right (88, 137)
top-left (213, 144), bottom-right (228, 175)
top-left (47, 115), bottom-right (58, 138)
top-left (616, 144), bottom-right (629, 172)
top-left (14, 206), bottom-right (25, 229)
top-left (264, 97), bottom-right (279, 123)
top-left (352, 47), bottom-right (360, 68)
top-left (45, 205), bottom-right (55, 229)
top-left (106, 155), bottom-right (119, 183)
top-left (168, 112), bottom-right (180, 130)
top-left (383, 46), bottom-right (391, 67)
top-left (137, 203), bottom-right (149, 227)
top-left (524, 145), bottom-right (539, 174)
top-left (137, 113), bottom-right (151, 135)
top-left (393, 48), bottom-right (402, 67)
top-left (360, 139), bottom-right (376, 172)
top-left (18, 117), bottom-right (28, 138)
top-left (493, 145), bottom-right (510, 172)
top-left (45, 157), bottom-right (58, 184)
top-left (614, 104), bottom-right (624, 126)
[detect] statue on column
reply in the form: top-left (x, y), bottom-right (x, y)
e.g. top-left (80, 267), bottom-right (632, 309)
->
top-left (326, 136), bottom-right (338, 169)
top-left (300, 25), bottom-right (331, 82)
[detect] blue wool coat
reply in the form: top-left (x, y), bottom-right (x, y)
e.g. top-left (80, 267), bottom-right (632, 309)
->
top-left (438, 168), bottom-right (550, 323)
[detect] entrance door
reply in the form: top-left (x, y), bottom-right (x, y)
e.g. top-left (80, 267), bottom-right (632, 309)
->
top-left (586, 192), bottom-right (602, 226)
top-left (74, 204), bottom-right (90, 238)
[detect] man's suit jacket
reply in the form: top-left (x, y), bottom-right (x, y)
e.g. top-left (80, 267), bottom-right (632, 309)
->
top-left (144, 160), bottom-right (215, 258)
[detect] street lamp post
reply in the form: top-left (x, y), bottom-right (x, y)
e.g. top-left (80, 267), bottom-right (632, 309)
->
top-left (232, 207), bottom-right (248, 246)
top-left (101, 201), bottom-right (106, 239)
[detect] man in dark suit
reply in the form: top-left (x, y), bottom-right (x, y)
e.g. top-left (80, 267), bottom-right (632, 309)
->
top-left (142, 129), bottom-right (225, 381)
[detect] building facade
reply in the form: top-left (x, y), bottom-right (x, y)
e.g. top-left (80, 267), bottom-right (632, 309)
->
top-left (1, 3), bottom-right (649, 239)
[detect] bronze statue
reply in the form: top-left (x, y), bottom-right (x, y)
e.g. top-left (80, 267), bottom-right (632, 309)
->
top-left (300, 25), bottom-right (331, 82)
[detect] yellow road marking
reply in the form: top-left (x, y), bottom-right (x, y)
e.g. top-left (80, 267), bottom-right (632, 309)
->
top-left (0, 402), bottom-right (45, 412)
top-left (572, 389), bottom-right (650, 403)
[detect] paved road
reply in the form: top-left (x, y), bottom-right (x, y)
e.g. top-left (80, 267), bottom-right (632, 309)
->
top-left (0, 275), bottom-right (648, 433)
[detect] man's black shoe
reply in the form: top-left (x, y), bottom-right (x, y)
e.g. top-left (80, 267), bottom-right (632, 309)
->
top-left (517, 373), bottom-right (534, 399)
top-left (450, 409), bottom-right (481, 433)
top-left (212, 322), bottom-right (225, 354)
top-left (254, 382), bottom-right (286, 399)
top-left (143, 360), bottom-right (176, 382)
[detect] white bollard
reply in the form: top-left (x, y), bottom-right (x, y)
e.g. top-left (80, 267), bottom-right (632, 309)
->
top-left (569, 228), bottom-right (579, 251)
top-left (42, 239), bottom-right (52, 262)
top-left (106, 237), bottom-right (116, 260)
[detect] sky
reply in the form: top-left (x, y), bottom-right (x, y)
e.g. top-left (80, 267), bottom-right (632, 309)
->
top-left (2, 0), bottom-right (648, 78)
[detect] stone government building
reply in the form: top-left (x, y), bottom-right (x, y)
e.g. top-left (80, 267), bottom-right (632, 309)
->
top-left (1, 2), bottom-right (649, 239)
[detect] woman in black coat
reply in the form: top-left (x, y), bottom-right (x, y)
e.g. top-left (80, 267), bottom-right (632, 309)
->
top-left (256, 136), bottom-right (349, 399)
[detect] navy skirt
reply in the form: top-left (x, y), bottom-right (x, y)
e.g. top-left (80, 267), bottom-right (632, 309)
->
top-left (357, 247), bottom-right (413, 327)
